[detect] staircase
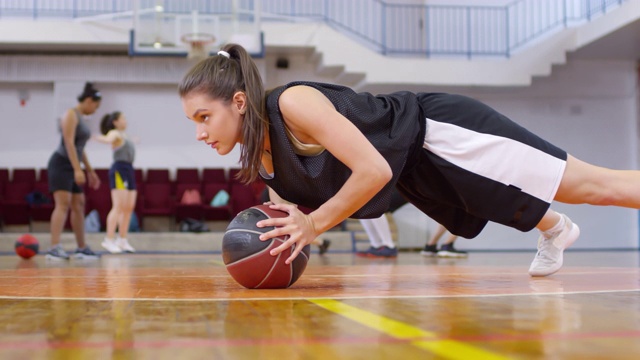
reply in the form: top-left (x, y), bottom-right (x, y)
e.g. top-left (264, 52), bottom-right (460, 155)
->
top-left (262, 0), bottom-right (640, 90)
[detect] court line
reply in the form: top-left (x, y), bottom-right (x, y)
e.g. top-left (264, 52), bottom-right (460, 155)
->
top-left (0, 289), bottom-right (637, 302)
top-left (309, 298), bottom-right (509, 360)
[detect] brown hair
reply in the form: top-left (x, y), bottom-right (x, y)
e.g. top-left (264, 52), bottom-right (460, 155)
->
top-left (100, 111), bottom-right (121, 135)
top-left (178, 44), bottom-right (267, 184)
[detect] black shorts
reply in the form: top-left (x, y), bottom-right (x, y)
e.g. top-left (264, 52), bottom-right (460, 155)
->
top-left (397, 94), bottom-right (567, 238)
top-left (109, 161), bottom-right (136, 190)
top-left (47, 152), bottom-right (83, 194)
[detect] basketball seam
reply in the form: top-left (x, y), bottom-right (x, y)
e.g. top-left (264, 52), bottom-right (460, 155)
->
top-left (225, 238), bottom-right (286, 266)
top-left (252, 206), bottom-right (288, 219)
top-left (224, 229), bottom-right (266, 236)
top-left (254, 249), bottom-right (285, 289)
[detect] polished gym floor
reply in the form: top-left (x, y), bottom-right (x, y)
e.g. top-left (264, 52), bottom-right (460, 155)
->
top-left (0, 250), bottom-right (639, 359)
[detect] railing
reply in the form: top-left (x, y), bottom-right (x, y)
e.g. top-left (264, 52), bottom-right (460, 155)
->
top-left (0, 0), bottom-right (628, 58)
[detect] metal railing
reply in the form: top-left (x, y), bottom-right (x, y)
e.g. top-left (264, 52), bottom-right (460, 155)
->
top-left (0, 0), bottom-right (628, 58)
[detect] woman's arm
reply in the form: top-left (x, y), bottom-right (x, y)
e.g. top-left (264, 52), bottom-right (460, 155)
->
top-left (93, 130), bottom-right (122, 147)
top-left (81, 150), bottom-right (100, 190)
top-left (258, 85), bottom-right (392, 263)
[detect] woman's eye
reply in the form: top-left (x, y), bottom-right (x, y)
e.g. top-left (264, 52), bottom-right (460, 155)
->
top-left (202, 116), bottom-right (209, 123)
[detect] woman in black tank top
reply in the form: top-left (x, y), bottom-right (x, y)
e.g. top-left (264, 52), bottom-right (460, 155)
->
top-left (178, 44), bottom-right (640, 277)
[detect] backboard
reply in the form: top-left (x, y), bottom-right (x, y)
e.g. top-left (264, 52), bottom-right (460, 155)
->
top-left (129, 1), bottom-right (264, 59)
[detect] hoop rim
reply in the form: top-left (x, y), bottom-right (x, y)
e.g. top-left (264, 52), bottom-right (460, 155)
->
top-left (181, 32), bottom-right (216, 45)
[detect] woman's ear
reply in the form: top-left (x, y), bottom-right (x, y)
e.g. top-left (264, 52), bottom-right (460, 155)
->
top-left (233, 91), bottom-right (247, 114)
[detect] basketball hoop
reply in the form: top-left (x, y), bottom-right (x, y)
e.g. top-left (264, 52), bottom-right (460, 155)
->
top-left (181, 33), bottom-right (216, 60)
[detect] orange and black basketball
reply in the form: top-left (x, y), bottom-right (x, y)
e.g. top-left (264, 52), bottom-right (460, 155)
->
top-left (222, 205), bottom-right (311, 289)
top-left (15, 234), bottom-right (39, 260)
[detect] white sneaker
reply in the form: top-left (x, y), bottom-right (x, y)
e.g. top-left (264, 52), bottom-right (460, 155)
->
top-left (529, 214), bottom-right (580, 277)
top-left (116, 237), bottom-right (136, 253)
top-left (101, 238), bottom-right (122, 254)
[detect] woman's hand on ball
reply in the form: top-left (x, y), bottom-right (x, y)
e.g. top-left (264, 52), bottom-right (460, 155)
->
top-left (257, 203), bottom-right (317, 264)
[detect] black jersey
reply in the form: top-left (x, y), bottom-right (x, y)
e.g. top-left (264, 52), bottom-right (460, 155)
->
top-left (263, 82), bottom-right (568, 239)
top-left (263, 81), bottom-right (426, 218)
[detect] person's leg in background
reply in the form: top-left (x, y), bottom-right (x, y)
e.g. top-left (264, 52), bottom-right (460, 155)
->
top-left (356, 214), bottom-right (398, 258)
top-left (421, 223), bottom-right (467, 258)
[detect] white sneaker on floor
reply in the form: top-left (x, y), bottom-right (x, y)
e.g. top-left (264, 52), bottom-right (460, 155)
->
top-left (117, 237), bottom-right (136, 253)
top-left (101, 238), bottom-right (122, 254)
top-left (529, 214), bottom-right (580, 277)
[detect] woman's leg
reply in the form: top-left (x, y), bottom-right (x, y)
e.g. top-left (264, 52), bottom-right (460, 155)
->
top-left (427, 224), bottom-right (447, 246)
top-left (69, 192), bottom-right (86, 249)
top-left (554, 154), bottom-right (640, 208)
top-left (529, 153), bottom-right (640, 276)
top-left (441, 233), bottom-right (458, 246)
top-left (69, 191), bottom-right (99, 259)
top-left (102, 189), bottom-right (126, 253)
top-left (117, 190), bottom-right (137, 239)
top-left (50, 190), bottom-right (72, 247)
top-left (369, 215), bottom-right (395, 249)
top-left (106, 189), bottom-right (126, 240)
top-left (360, 218), bottom-right (383, 248)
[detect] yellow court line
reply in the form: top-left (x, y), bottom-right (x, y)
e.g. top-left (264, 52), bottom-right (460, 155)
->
top-left (309, 299), bottom-right (510, 360)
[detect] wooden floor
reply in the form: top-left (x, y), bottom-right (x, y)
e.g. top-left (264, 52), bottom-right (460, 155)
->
top-left (0, 249), bottom-right (639, 359)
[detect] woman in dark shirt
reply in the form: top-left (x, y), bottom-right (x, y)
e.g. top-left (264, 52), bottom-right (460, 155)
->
top-left (46, 82), bottom-right (102, 261)
top-left (178, 44), bottom-right (640, 277)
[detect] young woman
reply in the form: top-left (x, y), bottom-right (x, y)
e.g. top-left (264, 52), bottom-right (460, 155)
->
top-left (46, 82), bottom-right (102, 260)
top-left (93, 111), bottom-right (137, 254)
top-left (178, 44), bottom-right (640, 277)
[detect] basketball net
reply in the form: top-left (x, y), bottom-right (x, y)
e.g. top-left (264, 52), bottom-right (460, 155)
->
top-left (187, 41), bottom-right (209, 60)
top-left (182, 33), bottom-right (216, 60)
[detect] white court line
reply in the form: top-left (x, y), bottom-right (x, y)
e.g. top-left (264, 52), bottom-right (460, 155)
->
top-left (0, 289), bottom-right (638, 302)
top-left (0, 269), bottom-right (637, 279)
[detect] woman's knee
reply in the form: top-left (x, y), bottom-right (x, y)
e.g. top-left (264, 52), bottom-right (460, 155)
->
top-left (53, 192), bottom-right (72, 211)
top-left (70, 195), bottom-right (85, 212)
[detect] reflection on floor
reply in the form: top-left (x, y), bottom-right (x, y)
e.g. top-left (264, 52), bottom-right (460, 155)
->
top-left (0, 251), bottom-right (639, 359)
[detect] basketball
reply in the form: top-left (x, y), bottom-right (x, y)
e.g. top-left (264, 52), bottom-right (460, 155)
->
top-left (222, 205), bottom-right (311, 289)
top-left (15, 234), bottom-right (39, 259)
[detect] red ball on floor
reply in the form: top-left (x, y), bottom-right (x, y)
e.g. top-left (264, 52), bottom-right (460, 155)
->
top-left (15, 234), bottom-right (39, 260)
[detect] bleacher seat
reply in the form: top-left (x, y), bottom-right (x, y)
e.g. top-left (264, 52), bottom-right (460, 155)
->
top-left (11, 168), bottom-right (36, 185)
top-left (176, 168), bottom-right (200, 185)
top-left (202, 183), bottom-right (232, 221)
top-left (202, 168), bottom-right (226, 184)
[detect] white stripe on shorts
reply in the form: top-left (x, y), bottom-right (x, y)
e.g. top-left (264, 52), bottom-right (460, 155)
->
top-left (423, 118), bottom-right (566, 203)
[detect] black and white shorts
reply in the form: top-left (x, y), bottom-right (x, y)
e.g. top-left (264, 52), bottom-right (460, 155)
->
top-left (397, 94), bottom-right (567, 238)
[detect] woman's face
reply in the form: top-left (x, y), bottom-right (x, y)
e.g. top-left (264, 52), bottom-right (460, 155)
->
top-left (181, 91), bottom-right (245, 156)
top-left (80, 98), bottom-right (101, 115)
top-left (113, 114), bottom-right (127, 130)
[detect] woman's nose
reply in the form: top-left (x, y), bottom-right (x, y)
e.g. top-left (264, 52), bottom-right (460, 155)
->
top-left (196, 126), bottom-right (207, 141)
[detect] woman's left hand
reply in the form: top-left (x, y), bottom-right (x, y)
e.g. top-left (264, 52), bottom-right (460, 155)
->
top-left (256, 203), bottom-right (317, 265)
top-left (87, 171), bottom-right (101, 190)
